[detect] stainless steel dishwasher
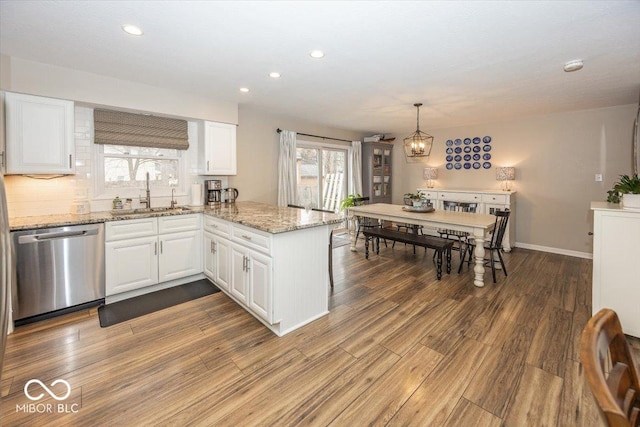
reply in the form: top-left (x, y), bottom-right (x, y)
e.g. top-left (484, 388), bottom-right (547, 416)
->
top-left (11, 223), bottom-right (105, 324)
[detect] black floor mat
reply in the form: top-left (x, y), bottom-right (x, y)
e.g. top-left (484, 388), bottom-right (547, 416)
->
top-left (98, 279), bottom-right (220, 327)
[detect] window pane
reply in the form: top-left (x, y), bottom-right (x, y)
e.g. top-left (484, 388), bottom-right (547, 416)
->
top-left (297, 148), bottom-right (319, 207)
top-left (322, 150), bottom-right (346, 211)
top-left (104, 157), bottom-right (179, 188)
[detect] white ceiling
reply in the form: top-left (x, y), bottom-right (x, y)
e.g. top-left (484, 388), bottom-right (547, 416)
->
top-left (1, 1), bottom-right (639, 135)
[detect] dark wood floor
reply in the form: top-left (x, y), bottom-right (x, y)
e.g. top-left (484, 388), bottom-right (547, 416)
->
top-left (2, 241), bottom-right (638, 426)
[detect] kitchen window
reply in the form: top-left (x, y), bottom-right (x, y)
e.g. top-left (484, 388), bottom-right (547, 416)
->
top-left (94, 144), bottom-right (187, 198)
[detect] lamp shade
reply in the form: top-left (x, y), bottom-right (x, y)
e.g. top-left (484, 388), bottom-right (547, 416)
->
top-left (423, 167), bottom-right (438, 180)
top-left (496, 167), bottom-right (515, 181)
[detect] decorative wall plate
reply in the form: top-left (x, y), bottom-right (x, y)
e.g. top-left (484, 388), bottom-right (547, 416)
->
top-left (483, 153), bottom-right (491, 160)
top-left (454, 163), bottom-right (462, 169)
top-left (446, 155), bottom-right (453, 162)
top-left (483, 136), bottom-right (492, 143)
top-left (473, 146), bottom-right (481, 153)
top-left (446, 163), bottom-right (453, 170)
top-left (463, 162), bottom-right (471, 169)
top-left (483, 145), bottom-right (492, 152)
top-left (483, 161), bottom-right (491, 169)
top-left (454, 154), bottom-right (462, 162)
top-left (463, 154), bottom-right (471, 161)
top-left (463, 138), bottom-right (471, 145)
top-left (464, 146), bottom-right (471, 153)
top-left (454, 139), bottom-right (462, 145)
top-left (473, 162), bottom-right (481, 169)
top-left (473, 137), bottom-right (481, 144)
top-left (446, 140), bottom-right (453, 146)
top-left (446, 147), bottom-right (453, 154)
top-left (473, 153), bottom-right (481, 161)
top-left (454, 147), bottom-right (462, 153)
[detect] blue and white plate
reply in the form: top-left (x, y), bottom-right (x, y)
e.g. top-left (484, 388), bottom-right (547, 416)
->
top-left (472, 137), bottom-right (481, 144)
top-left (464, 146), bottom-right (471, 153)
top-left (454, 147), bottom-right (462, 154)
top-left (446, 163), bottom-right (453, 170)
top-left (483, 136), bottom-right (492, 143)
top-left (483, 145), bottom-right (492, 152)
top-left (446, 147), bottom-right (453, 154)
top-left (473, 146), bottom-right (481, 153)
top-left (463, 138), bottom-right (471, 145)
top-left (473, 162), bottom-right (481, 169)
top-left (483, 161), bottom-right (491, 169)
top-left (473, 153), bottom-right (481, 161)
top-left (483, 153), bottom-right (491, 160)
top-left (463, 162), bottom-right (471, 169)
top-left (463, 154), bottom-right (471, 161)
top-left (446, 155), bottom-right (453, 162)
top-left (446, 140), bottom-right (453, 146)
top-left (454, 163), bottom-right (462, 170)
top-left (454, 154), bottom-right (462, 162)
top-left (454, 139), bottom-right (462, 145)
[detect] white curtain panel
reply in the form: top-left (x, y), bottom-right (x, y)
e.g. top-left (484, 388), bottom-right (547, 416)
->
top-left (277, 130), bottom-right (297, 206)
top-left (350, 140), bottom-right (363, 196)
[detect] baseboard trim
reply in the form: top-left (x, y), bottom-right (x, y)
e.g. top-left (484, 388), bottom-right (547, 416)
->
top-left (515, 242), bottom-right (592, 259)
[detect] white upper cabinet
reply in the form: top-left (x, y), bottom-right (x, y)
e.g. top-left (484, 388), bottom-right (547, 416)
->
top-left (5, 92), bottom-right (75, 174)
top-left (199, 121), bottom-right (237, 175)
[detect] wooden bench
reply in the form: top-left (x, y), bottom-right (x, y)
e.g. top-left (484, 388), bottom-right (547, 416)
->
top-left (362, 228), bottom-right (454, 280)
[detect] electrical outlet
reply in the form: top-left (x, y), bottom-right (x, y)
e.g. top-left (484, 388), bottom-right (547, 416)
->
top-left (595, 174), bottom-right (603, 182)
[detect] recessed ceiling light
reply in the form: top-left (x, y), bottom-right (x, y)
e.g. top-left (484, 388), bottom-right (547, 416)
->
top-left (310, 50), bottom-right (325, 59)
top-left (269, 72), bottom-right (281, 78)
top-left (563, 59), bottom-right (584, 72)
top-left (239, 87), bottom-right (250, 93)
top-left (122, 24), bottom-right (143, 36)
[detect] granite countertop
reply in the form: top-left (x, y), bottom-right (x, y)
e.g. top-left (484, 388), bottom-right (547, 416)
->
top-left (8, 201), bottom-right (344, 233)
top-left (206, 201), bottom-right (344, 233)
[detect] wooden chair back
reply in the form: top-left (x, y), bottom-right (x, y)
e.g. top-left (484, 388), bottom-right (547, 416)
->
top-left (488, 209), bottom-right (510, 250)
top-left (581, 308), bottom-right (640, 427)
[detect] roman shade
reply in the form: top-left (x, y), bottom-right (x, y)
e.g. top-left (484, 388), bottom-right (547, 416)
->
top-left (94, 109), bottom-right (189, 150)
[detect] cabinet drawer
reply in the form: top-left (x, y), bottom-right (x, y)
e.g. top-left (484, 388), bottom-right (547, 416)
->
top-left (204, 215), bottom-right (231, 237)
top-left (481, 194), bottom-right (508, 204)
top-left (106, 218), bottom-right (158, 241)
top-left (438, 192), bottom-right (481, 203)
top-left (158, 214), bottom-right (201, 233)
top-left (418, 190), bottom-right (438, 201)
top-left (232, 225), bottom-right (271, 254)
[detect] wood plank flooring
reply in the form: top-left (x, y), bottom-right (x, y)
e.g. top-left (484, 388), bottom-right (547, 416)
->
top-left (2, 241), bottom-right (639, 426)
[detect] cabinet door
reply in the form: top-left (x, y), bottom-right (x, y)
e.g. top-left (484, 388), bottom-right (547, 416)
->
top-left (105, 236), bottom-right (158, 296)
top-left (158, 230), bottom-right (203, 282)
top-left (214, 237), bottom-right (231, 291)
top-left (5, 92), bottom-right (75, 174)
top-left (204, 121), bottom-right (237, 175)
top-left (230, 244), bottom-right (249, 304)
top-left (203, 232), bottom-right (216, 280)
top-left (248, 251), bottom-right (273, 323)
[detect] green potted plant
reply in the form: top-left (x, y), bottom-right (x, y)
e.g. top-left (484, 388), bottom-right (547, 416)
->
top-left (607, 174), bottom-right (640, 209)
top-left (340, 193), bottom-right (363, 211)
top-left (404, 191), bottom-right (427, 207)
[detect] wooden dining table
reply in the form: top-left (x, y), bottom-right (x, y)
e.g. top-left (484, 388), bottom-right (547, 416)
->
top-left (348, 203), bottom-right (497, 287)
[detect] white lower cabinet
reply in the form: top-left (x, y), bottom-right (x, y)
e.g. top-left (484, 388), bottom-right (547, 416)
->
top-left (105, 235), bottom-right (159, 295)
top-left (105, 215), bottom-right (202, 297)
top-left (204, 217), bottom-right (273, 323)
top-left (158, 230), bottom-right (203, 283)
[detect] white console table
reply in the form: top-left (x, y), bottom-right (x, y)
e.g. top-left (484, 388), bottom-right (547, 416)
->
top-left (591, 202), bottom-right (640, 338)
top-left (416, 188), bottom-right (516, 251)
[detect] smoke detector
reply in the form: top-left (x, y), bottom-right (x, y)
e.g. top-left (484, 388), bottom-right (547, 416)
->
top-left (564, 59), bottom-right (584, 72)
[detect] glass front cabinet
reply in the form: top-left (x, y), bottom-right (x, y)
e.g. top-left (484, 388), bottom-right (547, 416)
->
top-left (363, 142), bottom-right (392, 204)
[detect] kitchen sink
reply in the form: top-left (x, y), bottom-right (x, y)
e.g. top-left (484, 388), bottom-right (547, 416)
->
top-left (111, 206), bottom-right (192, 216)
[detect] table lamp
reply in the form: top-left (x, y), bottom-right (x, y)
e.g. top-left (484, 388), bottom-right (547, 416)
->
top-left (496, 167), bottom-right (515, 191)
top-left (423, 167), bottom-right (438, 188)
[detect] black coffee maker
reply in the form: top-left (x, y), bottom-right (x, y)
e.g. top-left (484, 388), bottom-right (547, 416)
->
top-left (205, 180), bottom-right (222, 206)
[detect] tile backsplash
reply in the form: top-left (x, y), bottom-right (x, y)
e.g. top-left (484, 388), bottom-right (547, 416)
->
top-left (5, 106), bottom-right (221, 218)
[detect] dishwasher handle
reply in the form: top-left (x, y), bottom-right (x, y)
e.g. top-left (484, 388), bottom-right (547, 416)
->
top-left (18, 228), bottom-right (99, 244)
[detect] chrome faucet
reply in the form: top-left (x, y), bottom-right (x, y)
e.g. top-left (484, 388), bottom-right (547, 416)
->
top-left (139, 172), bottom-right (151, 208)
top-left (170, 188), bottom-right (177, 209)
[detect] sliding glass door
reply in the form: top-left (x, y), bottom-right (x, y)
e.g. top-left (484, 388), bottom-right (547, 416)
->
top-left (296, 143), bottom-right (348, 212)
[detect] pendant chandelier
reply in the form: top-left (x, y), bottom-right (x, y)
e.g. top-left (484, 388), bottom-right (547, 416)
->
top-left (403, 103), bottom-right (433, 162)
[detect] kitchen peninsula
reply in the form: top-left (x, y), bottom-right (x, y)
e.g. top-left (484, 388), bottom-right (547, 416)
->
top-left (9, 202), bottom-right (344, 336)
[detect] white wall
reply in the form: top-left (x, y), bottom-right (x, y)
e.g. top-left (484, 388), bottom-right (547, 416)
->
top-left (228, 105), bottom-right (363, 204)
top-left (393, 104), bottom-right (637, 256)
top-left (0, 55), bottom-right (238, 124)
